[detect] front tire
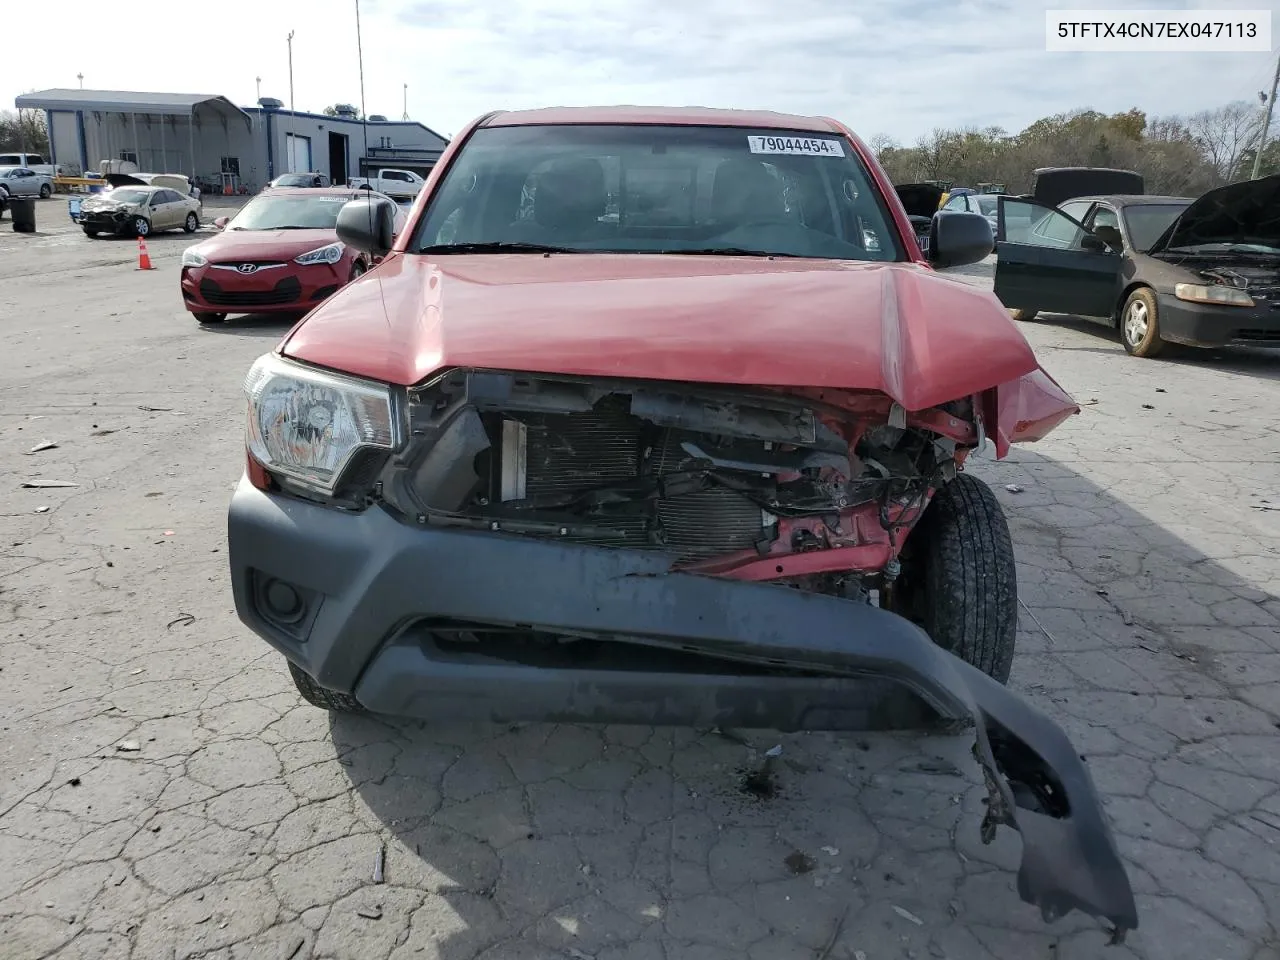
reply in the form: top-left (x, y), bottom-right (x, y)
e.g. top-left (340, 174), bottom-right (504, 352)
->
top-left (39, 184), bottom-right (52, 199)
top-left (192, 312), bottom-right (226, 325)
top-left (133, 217), bottom-right (150, 237)
top-left (183, 212), bottom-right (199, 233)
top-left (1120, 288), bottom-right (1165, 357)
top-left (895, 473), bottom-right (1018, 683)
top-left (287, 660), bottom-right (365, 713)
top-left (1010, 308), bottom-right (1038, 322)
top-left (82, 226), bottom-right (99, 237)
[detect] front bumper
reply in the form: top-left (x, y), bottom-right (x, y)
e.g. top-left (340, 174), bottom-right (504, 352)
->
top-left (228, 478), bottom-right (1138, 938)
top-left (181, 262), bottom-right (347, 314)
top-left (79, 208), bottom-right (135, 232)
top-left (1158, 292), bottom-right (1280, 347)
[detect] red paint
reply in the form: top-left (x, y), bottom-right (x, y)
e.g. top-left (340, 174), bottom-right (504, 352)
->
top-left (282, 254), bottom-right (1046, 414)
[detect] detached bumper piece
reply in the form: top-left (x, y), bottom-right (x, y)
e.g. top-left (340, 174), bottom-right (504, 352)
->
top-left (228, 480), bottom-right (1138, 939)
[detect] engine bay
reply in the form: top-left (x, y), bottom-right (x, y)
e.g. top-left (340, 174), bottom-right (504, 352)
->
top-left (379, 369), bottom-right (970, 570)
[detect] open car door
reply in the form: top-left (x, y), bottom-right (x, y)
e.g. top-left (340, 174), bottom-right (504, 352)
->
top-left (994, 197), bottom-right (1121, 318)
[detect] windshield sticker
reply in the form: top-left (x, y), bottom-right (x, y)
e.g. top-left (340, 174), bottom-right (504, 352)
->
top-left (747, 135), bottom-right (845, 157)
top-left (316, 197), bottom-right (348, 202)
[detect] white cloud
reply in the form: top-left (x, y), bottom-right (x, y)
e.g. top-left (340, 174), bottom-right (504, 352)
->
top-left (4, 0), bottom-right (1278, 142)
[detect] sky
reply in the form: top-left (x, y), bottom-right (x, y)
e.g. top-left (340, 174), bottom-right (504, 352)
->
top-left (4, 0), bottom-right (1279, 143)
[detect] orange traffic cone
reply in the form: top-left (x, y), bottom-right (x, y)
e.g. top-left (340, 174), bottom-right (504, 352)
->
top-left (137, 235), bottom-right (154, 271)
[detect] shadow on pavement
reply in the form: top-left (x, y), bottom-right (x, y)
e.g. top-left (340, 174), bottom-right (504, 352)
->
top-left (327, 448), bottom-right (1280, 960)
top-left (1033, 313), bottom-right (1280, 381)
top-left (197, 314), bottom-right (301, 338)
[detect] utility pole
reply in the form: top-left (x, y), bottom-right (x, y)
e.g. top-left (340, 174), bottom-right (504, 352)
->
top-left (1250, 51), bottom-right (1280, 180)
top-left (255, 76), bottom-right (261, 102)
top-left (402, 82), bottom-right (408, 121)
top-left (287, 31), bottom-right (296, 172)
top-left (77, 73), bottom-right (83, 89)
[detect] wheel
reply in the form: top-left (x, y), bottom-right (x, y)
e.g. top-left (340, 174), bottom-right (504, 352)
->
top-left (1120, 287), bottom-right (1165, 357)
top-left (192, 312), bottom-right (227, 324)
top-left (132, 217), bottom-right (150, 237)
top-left (1010, 308), bottom-right (1038, 322)
top-left (287, 660), bottom-right (365, 713)
top-left (82, 226), bottom-right (99, 237)
top-left (894, 473), bottom-right (1018, 683)
top-left (183, 212), bottom-right (199, 233)
top-left (38, 184), bottom-right (52, 199)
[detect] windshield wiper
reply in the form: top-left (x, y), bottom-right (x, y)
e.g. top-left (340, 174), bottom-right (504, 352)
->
top-left (418, 241), bottom-right (581, 255)
top-left (657, 247), bottom-right (807, 258)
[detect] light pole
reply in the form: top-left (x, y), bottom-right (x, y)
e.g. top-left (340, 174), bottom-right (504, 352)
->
top-left (355, 0), bottom-right (369, 179)
top-left (77, 73), bottom-right (84, 89)
top-left (255, 76), bottom-right (262, 102)
top-left (1251, 52), bottom-right (1280, 180)
top-left (287, 30), bottom-right (296, 172)
top-left (402, 83), bottom-right (408, 121)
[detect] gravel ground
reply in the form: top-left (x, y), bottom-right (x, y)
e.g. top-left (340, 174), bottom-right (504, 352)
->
top-left (1, 204), bottom-right (1279, 960)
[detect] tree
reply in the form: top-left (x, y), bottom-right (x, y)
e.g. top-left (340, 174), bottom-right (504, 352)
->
top-left (0, 109), bottom-right (50, 155)
top-left (322, 104), bottom-right (364, 119)
top-left (1185, 100), bottom-right (1262, 181)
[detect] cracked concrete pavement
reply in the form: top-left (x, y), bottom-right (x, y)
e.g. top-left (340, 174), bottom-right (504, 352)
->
top-left (1, 207), bottom-right (1279, 960)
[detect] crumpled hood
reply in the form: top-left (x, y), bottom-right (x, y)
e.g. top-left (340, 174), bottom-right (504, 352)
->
top-left (1150, 172), bottom-right (1280, 253)
top-left (282, 254), bottom-right (1045, 413)
top-left (191, 228), bottom-right (340, 262)
top-left (82, 195), bottom-right (143, 213)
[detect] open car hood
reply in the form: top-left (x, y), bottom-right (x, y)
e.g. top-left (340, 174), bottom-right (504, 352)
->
top-left (1148, 172), bottom-right (1280, 253)
top-left (894, 183), bottom-right (945, 218)
top-left (105, 173), bottom-right (148, 188)
top-left (1032, 167), bottom-right (1144, 208)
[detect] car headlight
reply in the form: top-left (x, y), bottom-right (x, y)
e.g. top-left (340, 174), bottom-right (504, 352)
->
top-left (294, 241), bottom-right (345, 265)
top-left (182, 247), bottom-right (208, 268)
top-left (1174, 282), bottom-right (1254, 307)
top-left (243, 353), bottom-right (399, 495)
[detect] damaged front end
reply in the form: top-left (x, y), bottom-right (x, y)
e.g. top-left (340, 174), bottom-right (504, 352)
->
top-left (235, 364), bottom-right (1136, 938)
top-left (370, 368), bottom-right (982, 590)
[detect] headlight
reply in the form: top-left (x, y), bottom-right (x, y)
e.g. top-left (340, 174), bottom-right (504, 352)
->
top-left (1174, 282), bottom-right (1254, 307)
top-left (243, 353), bottom-right (399, 495)
top-left (295, 241), bottom-right (345, 265)
top-left (182, 247), bottom-right (208, 268)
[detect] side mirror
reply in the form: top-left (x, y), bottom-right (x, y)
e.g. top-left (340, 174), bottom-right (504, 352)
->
top-left (1087, 227), bottom-right (1122, 252)
top-left (336, 198), bottom-right (396, 257)
top-left (927, 211), bottom-right (993, 269)
top-left (213, 216), bottom-right (229, 230)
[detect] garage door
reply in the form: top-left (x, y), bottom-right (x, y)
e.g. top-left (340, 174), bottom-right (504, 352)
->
top-left (286, 134), bottom-right (312, 173)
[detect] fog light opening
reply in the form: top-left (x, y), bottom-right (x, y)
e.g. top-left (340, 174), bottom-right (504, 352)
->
top-left (263, 578), bottom-right (305, 624)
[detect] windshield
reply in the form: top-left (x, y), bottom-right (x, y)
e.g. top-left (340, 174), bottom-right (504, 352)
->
top-left (273, 175), bottom-right (312, 187)
top-left (227, 194), bottom-right (353, 230)
top-left (1121, 203), bottom-right (1191, 252)
top-left (975, 196), bottom-right (998, 216)
top-left (105, 189), bottom-right (152, 204)
top-left (413, 124), bottom-right (903, 260)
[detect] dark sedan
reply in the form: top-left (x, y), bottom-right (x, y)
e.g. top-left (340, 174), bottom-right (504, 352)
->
top-left (993, 175), bottom-right (1280, 357)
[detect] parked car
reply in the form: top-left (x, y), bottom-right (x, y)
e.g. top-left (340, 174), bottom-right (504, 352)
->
top-left (941, 190), bottom-right (1000, 231)
top-left (993, 175), bottom-right (1280, 356)
top-left (0, 152), bottom-right (58, 178)
top-left (266, 172), bottom-right (332, 189)
top-left (0, 166), bottom-right (54, 200)
top-left (179, 186), bottom-right (405, 324)
top-left (348, 167), bottom-right (425, 200)
top-left (226, 105), bottom-right (1138, 939)
top-left (79, 185), bottom-right (203, 238)
top-left (892, 181), bottom-right (947, 254)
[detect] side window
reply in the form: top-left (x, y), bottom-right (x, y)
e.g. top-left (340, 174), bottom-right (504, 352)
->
top-left (1088, 204), bottom-right (1123, 249)
top-left (384, 171), bottom-right (407, 182)
top-left (943, 195), bottom-right (966, 211)
top-left (1004, 199), bottom-right (1091, 249)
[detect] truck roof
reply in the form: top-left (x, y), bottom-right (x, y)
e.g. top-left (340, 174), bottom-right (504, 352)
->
top-left (481, 105), bottom-right (840, 133)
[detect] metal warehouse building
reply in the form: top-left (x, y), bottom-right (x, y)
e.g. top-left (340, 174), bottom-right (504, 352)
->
top-left (14, 88), bottom-right (449, 194)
